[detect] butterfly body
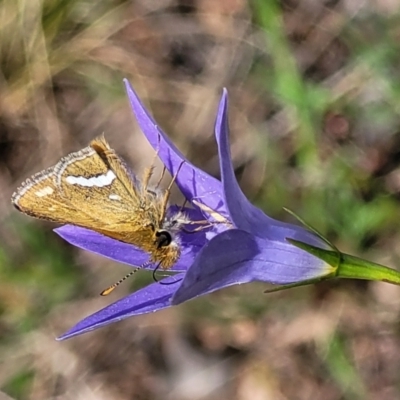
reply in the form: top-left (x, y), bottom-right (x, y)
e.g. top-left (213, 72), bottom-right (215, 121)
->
top-left (12, 137), bottom-right (187, 269)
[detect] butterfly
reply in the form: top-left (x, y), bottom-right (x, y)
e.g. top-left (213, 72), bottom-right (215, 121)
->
top-left (12, 136), bottom-right (190, 272)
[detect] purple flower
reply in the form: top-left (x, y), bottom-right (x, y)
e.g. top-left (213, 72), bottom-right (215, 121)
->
top-left (56, 80), bottom-right (333, 340)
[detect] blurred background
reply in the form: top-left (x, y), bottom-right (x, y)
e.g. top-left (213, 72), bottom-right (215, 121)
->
top-left (1, 0), bottom-right (400, 399)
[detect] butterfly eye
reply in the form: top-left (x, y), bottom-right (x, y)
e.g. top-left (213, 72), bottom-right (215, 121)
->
top-left (155, 230), bottom-right (172, 248)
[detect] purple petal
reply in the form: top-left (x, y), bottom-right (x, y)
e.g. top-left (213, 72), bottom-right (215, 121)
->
top-left (56, 225), bottom-right (190, 272)
top-left (124, 79), bottom-right (228, 220)
top-left (57, 275), bottom-right (183, 340)
top-left (172, 229), bottom-right (333, 304)
top-left (215, 90), bottom-right (327, 248)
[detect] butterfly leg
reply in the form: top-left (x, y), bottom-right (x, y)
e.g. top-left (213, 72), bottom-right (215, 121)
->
top-left (159, 161), bottom-right (185, 220)
top-left (155, 165), bottom-right (167, 190)
top-left (142, 135), bottom-right (162, 191)
top-left (180, 220), bottom-right (228, 233)
top-left (152, 262), bottom-right (183, 285)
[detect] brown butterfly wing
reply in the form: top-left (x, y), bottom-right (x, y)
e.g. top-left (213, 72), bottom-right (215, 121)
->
top-left (12, 138), bottom-right (155, 243)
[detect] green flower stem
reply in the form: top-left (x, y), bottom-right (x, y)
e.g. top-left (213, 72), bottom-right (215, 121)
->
top-left (338, 253), bottom-right (400, 285)
top-left (289, 238), bottom-right (400, 286)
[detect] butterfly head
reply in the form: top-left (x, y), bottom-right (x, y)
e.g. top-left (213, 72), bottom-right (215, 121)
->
top-left (147, 209), bottom-right (191, 269)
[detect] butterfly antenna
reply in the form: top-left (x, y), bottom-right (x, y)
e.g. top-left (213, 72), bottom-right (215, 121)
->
top-left (100, 261), bottom-right (150, 296)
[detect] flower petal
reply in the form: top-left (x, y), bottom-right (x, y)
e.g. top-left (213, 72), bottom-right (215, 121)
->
top-left (172, 229), bottom-right (333, 304)
top-left (56, 225), bottom-right (191, 272)
top-left (57, 275), bottom-right (183, 340)
top-left (215, 89), bottom-right (327, 248)
top-left (124, 79), bottom-right (228, 219)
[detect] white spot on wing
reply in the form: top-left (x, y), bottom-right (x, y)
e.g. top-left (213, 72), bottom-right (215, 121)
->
top-left (109, 194), bottom-right (121, 201)
top-left (66, 170), bottom-right (116, 187)
top-left (35, 186), bottom-right (54, 197)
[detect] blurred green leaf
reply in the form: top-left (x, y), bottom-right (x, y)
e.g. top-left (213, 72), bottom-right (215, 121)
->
top-left (321, 335), bottom-right (367, 400)
top-left (2, 368), bottom-right (34, 400)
